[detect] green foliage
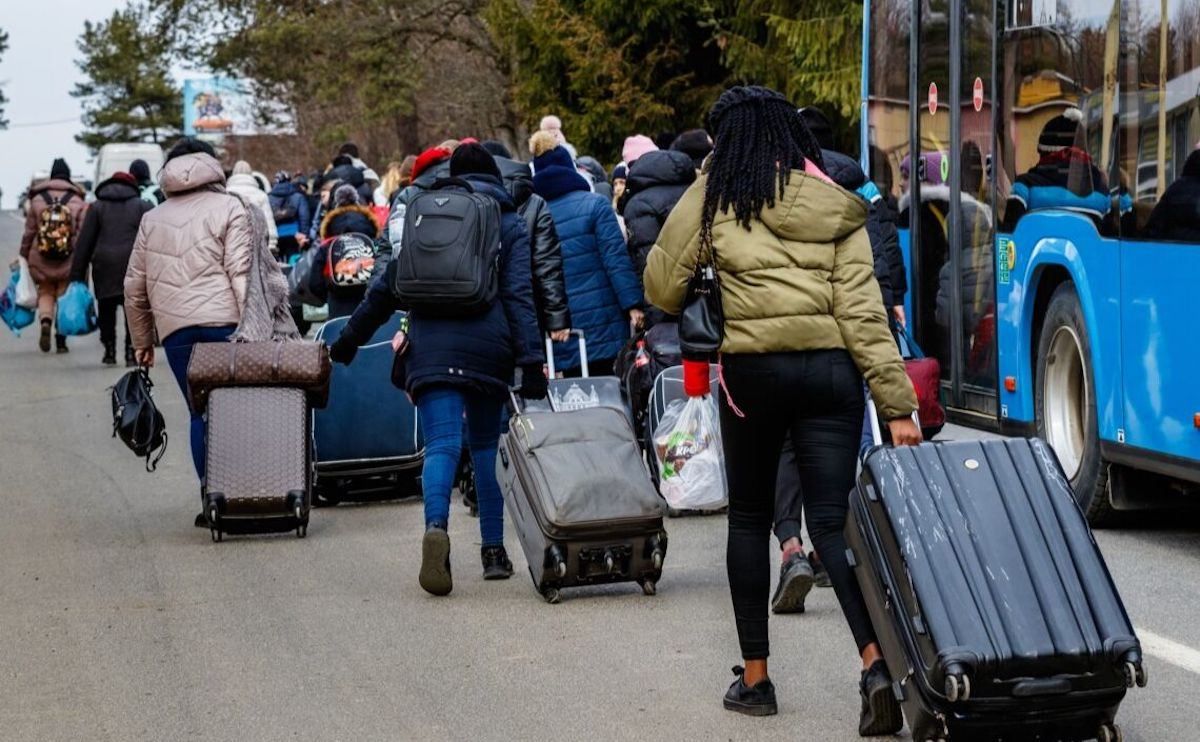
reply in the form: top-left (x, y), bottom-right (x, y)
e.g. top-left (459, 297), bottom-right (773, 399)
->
top-left (72, 4), bottom-right (182, 152)
top-left (719, 0), bottom-right (862, 127)
top-left (0, 28), bottom-right (8, 129)
top-left (485, 0), bottom-right (729, 160)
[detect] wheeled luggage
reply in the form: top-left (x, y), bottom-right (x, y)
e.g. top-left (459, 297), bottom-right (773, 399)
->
top-left (187, 339), bottom-right (331, 413)
top-left (846, 410), bottom-right (1145, 742)
top-left (497, 398), bottom-right (668, 603)
top-left (526, 330), bottom-right (632, 425)
top-left (313, 313), bottom-right (422, 502)
top-left (203, 387), bottom-right (312, 541)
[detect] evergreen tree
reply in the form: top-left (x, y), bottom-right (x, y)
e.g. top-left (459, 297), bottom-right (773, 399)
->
top-left (0, 29), bottom-right (9, 129)
top-left (72, 4), bottom-right (182, 152)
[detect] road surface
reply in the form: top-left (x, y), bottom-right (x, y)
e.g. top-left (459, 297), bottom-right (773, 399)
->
top-left (1, 211), bottom-right (1197, 741)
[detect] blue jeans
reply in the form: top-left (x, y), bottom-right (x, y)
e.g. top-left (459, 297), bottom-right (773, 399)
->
top-left (416, 386), bottom-right (505, 546)
top-left (162, 325), bottom-right (237, 483)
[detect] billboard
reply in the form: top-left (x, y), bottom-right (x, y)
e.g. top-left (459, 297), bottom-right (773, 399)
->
top-left (182, 77), bottom-right (293, 137)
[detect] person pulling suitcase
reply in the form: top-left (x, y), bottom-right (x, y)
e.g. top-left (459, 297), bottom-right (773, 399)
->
top-left (328, 143), bottom-right (544, 596)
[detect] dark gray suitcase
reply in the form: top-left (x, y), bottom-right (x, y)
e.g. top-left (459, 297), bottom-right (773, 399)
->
top-left (497, 403), bottom-right (668, 603)
top-left (846, 427), bottom-right (1145, 741)
top-left (525, 331), bottom-right (633, 426)
top-left (203, 386), bottom-right (312, 541)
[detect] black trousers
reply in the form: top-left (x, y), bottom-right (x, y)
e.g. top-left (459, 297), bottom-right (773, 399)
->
top-left (720, 349), bottom-right (876, 659)
top-left (97, 296), bottom-right (131, 349)
top-left (774, 440), bottom-right (803, 545)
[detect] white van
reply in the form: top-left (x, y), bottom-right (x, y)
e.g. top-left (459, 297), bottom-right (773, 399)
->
top-left (94, 143), bottom-right (166, 184)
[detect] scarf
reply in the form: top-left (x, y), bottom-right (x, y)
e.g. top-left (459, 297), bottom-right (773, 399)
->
top-left (229, 193), bottom-right (300, 342)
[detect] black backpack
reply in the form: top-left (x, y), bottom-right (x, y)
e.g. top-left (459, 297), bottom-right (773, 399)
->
top-left (391, 178), bottom-right (501, 316)
top-left (111, 369), bottom-right (168, 472)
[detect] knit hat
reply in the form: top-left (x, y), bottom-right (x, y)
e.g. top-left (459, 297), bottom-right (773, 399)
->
top-left (166, 137), bottom-right (216, 162)
top-left (111, 172), bottom-right (136, 186)
top-left (670, 129), bottom-right (713, 169)
top-left (481, 140), bottom-right (513, 159)
top-left (232, 160), bottom-right (253, 176)
top-left (332, 184), bottom-right (360, 208)
top-left (1038, 107), bottom-right (1084, 154)
top-left (129, 159), bottom-right (152, 182)
top-left (50, 158), bottom-right (71, 181)
top-left (450, 142), bottom-right (502, 180)
top-left (533, 145), bottom-right (575, 173)
top-left (610, 163), bottom-right (628, 183)
top-left (412, 146), bottom-right (452, 180)
top-left (622, 135), bottom-right (658, 165)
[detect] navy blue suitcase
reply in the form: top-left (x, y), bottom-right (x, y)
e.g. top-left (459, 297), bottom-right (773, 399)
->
top-left (846, 430), bottom-right (1146, 742)
top-left (313, 313), bottom-right (423, 502)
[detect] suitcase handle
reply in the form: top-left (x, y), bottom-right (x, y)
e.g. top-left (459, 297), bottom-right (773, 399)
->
top-left (867, 397), bottom-right (922, 446)
top-left (545, 329), bottom-right (587, 379)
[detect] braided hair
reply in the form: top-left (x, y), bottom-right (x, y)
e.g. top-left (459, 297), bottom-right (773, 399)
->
top-left (701, 86), bottom-right (826, 251)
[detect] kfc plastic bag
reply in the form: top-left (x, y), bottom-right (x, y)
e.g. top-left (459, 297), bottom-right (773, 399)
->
top-left (653, 395), bottom-right (727, 510)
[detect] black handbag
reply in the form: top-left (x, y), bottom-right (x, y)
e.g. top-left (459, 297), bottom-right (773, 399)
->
top-left (678, 246), bottom-right (724, 358)
top-left (111, 368), bottom-right (168, 472)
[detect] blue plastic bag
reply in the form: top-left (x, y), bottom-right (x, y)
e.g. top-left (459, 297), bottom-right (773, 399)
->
top-left (1, 265), bottom-right (36, 336)
top-left (56, 281), bottom-right (98, 336)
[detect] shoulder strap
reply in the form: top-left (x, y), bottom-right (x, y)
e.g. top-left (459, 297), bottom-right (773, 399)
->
top-left (40, 191), bottom-right (55, 207)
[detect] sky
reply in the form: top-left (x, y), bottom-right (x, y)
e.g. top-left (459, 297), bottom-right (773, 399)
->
top-left (0, 0), bottom-right (128, 211)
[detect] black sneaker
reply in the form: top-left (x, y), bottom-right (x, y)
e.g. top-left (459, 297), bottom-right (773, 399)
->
top-left (194, 512), bottom-right (208, 528)
top-left (809, 551), bottom-right (832, 589)
top-left (55, 334), bottom-right (68, 353)
top-left (723, 666), bottom-right (778, 716)
top-left (419, 525), bottom-right (453, 596)
top-left (481, 545), bottom-right (514, 580)
top-left (102, 342), bottom-right (117, 366)
top-left (859, 660), bottom-right (904, 737)
top-left (771, 551), bottom-right (815, 614)
top-left (38, 319), bottom-right (52, 353)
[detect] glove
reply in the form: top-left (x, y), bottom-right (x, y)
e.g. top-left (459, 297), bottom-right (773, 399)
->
top-left (329, 334), bottom-right (359, 365)
top-left (683, 358), bottom-right (711, 398)
top-left (519, 364), bottom-right (548, 400)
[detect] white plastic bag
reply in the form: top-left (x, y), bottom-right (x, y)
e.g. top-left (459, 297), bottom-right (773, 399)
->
top-left (14, 258), bottom-right (37, 309)
top-left (653, 395), bottom-right (728, 510)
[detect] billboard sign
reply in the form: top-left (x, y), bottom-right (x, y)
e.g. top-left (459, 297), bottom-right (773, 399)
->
top-left (182, 77), bottom-right (293, 138)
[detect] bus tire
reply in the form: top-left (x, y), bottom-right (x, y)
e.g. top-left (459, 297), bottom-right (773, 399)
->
top-left (1035, 283), bottom-right (1113, 525)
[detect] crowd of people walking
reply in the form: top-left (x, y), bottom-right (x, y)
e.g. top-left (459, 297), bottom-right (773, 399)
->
top-left (10, 85), bottom-right (921, 738)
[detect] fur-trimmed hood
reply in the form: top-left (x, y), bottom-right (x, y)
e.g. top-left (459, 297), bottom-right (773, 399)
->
top-left (319, 203), bottom-right (379, 240)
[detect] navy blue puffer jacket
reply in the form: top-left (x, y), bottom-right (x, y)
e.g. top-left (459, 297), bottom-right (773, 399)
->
top-left (335, 174), bottom-right (543, 398)
top-left (535, 161), bottom-right (643, 371)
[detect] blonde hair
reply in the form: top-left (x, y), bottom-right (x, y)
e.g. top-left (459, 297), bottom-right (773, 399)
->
top-left (379, 161), bottom-right (405, 200)
top-left (528, 130), bottom-right (559, 158)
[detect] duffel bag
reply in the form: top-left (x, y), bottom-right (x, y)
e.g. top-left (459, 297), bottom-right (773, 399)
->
top-left (187, 340), bottom-right (331, 413)
top-left (894, 324), bottom-right (945, 439)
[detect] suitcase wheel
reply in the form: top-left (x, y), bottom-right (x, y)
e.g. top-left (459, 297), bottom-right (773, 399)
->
top-left (639, 578), bottom-right (657, 597)
top-left (542, 587), bottom-right (562, 604)
top-left (1098, 723), bottom-right (1123, 742)
top-left (944, 672), bottom-right (971, 703)
top-left (210, 527), bottom-right (222, 543)
top-left (651, 550), bottom-right (664, 571)
top-left (1123, 660), bottom-right (1148, 689)
top-left (208, 503), bottom-right (222, 543)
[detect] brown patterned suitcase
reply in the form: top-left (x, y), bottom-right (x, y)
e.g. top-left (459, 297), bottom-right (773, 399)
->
top-left (186, 340), bottom-right (331, 414)
top-left (203, 386), bottom-right (312, 541)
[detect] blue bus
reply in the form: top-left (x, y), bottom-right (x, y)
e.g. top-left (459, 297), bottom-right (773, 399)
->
top-left (862, 0), bottom-right (1200, 523)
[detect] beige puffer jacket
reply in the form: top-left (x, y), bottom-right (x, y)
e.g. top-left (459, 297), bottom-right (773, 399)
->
top-left (124, 153), bottom-right (252, 350)
top-left (225, 172), bottom-right (278, 254)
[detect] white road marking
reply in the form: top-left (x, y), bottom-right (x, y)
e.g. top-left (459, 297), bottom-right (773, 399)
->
top-left (1137, 627), bottom-right (1200, 676)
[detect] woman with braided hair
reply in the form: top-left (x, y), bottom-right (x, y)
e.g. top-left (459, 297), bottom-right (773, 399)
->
top-left (644, 86), bottom-right (920, 735)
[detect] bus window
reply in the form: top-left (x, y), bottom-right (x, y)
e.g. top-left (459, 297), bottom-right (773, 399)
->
top-left (998, 2), bottom-right (1118, 235)
top-left (1120, 0), bottom-right (1200, 243)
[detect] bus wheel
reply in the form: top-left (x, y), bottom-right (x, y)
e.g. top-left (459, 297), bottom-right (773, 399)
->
top-left (1035, 283), bottom-right (1113, 525)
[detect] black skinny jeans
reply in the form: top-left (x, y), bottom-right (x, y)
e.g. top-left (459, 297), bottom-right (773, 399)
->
top-left (720, 349), bottom-right (876, 660)
top-left (97, 296), bottom-right (131, 349)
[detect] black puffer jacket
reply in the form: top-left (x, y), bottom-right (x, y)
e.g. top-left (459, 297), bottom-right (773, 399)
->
top-left (820, 149), bottom-right (904, 309)
top-left (497, 156), bottom-right (572, 332)
top-left (69, 177), bottom-right (154, 299)
top-left (620, 150), bottom-right (695, 326)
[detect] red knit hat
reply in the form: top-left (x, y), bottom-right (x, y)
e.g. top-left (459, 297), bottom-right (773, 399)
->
top-left (412, 147), bottom-right (452, 180)
top-left (111, 172), bottom-right (137, 186)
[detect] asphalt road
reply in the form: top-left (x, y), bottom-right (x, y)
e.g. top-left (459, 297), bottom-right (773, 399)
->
top-left (1, 211), bottom-right (1197, 741)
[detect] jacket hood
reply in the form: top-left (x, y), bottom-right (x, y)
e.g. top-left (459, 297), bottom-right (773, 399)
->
top-left (819, 149), bottom-right (866, 191)
top-left (94, 177), bottom-right (141, 201)
top-left (495, 157), bottom-right (534, 206)
top-left (227, 172), bottom-right (263, 192)
top-left (897, 184), bottom-right (993, 228)
top-left (707, 168), bottom-right (867, 244)
top-left (31, 178), bottom-right (85, 197)
top-left (161, 153), bottom-right (225, 195)
top-left (269, 181), bottom-right (297, 198)
top-left (460, 174), bottom-right (517, 212)
top-left (319, 203), bottom-right (378, 239)
top-left (626, 150), bottom-right (696, 195)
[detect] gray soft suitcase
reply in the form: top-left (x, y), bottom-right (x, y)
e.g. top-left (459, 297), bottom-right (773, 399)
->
top-left (525, 331), bottom-right (633, 426)
top-left (203, 386), bottom-right (312, 541)
top-left (497, 403), bottom-right (668, 603)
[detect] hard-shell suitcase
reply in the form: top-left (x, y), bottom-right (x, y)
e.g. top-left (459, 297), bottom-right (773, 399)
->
top-left (526, 330), bottom-right (632, 426)
top-left (497, 401), bottom-right (668, 603)
top-left (203, 387), bottom-right (312, 541)
top-left (846, 416), bottom-right (1145, 741)
top-left (313, 313), bottom-right (423, 502)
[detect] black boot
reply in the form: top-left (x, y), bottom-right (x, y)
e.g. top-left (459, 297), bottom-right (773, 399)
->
top-left (55, 334), bottom-right (69, 354)
top-left (723, 666), bottom-right (778, 716)
top-left (102, 342), bottom-right (117, 366)
top-left (859, 660), bottom-right (904, 736)
top-left (38, 319), bottom-right (52, 353)
top-left (125, 343), bottom-right (136, 367)
top-left (481, 545), bottom-right (514, 580)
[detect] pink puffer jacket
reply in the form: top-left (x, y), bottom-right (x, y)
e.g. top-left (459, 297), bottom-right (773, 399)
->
top-left (124, 153), bottom-right (252, 349)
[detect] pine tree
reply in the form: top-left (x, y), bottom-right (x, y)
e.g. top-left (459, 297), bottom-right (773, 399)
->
top-left (72, 4), bottom-right (182, 152)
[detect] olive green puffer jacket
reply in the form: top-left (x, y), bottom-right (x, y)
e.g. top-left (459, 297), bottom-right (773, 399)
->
top-left (643, 169), bottom-right (918, 420)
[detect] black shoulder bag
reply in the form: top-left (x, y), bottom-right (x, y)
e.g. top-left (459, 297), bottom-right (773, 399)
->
top-left (111, 368), bottom-right (169, 472)
top-left (678, 241), bottom-right (724, 359)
